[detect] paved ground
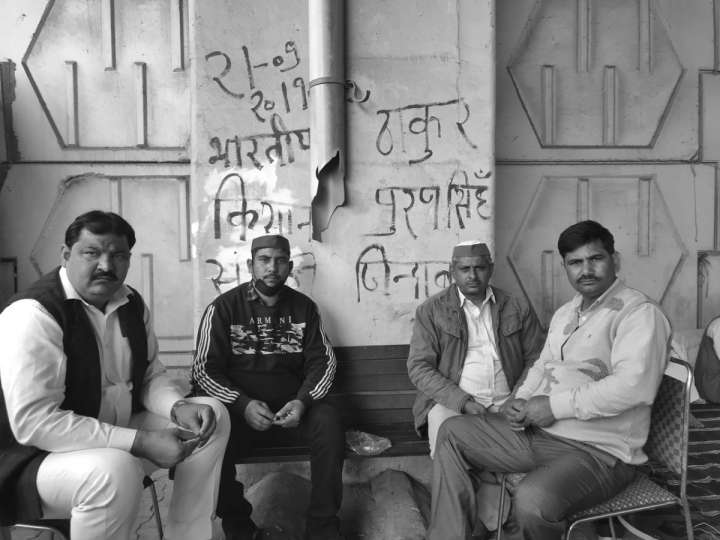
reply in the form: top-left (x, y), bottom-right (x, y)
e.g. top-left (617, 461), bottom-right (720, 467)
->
top-left (7, 461), bottom-right (719, 539)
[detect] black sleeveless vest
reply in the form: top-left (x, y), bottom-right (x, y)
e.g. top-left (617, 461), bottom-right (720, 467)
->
top-left (0, 268), bottom-right (148, 524)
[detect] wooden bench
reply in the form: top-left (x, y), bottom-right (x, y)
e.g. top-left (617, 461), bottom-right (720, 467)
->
top-left (238, 344), bottom-right (428, 462)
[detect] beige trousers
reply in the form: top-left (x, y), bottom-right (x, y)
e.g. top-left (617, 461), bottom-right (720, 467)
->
top-left (427, 402), bottom-right (509, 532)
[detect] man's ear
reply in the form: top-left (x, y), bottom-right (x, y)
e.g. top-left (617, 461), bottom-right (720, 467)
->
top-left (246, 258), bottom-right (253, 276)
top-left (612, 251), bottom-right (621, 273)
top-left (288, 260), bottom-right (294, 273)
top-left (60, 245), bottom-right (71, 267)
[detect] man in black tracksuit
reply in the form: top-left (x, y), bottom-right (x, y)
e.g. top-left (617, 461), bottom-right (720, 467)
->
top-left (192, 234), bottom-right (344, 540)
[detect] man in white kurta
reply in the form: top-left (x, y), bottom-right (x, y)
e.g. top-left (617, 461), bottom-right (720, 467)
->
top-left (0, 211), bottom-right (228, 540)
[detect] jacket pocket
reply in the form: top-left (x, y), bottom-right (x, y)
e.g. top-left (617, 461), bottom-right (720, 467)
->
top-left (500, 314), bottom-right (521, 336)
top-left (438, 317), bottom-right (461, 338)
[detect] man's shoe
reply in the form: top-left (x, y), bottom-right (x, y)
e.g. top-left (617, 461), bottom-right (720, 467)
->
top-left (224, 529), bottom-right (268, 540)
top-left (305, 516), bottom-right (344, 540)
top-left (222, 517), bottom-right (264, 540)
top-left (304, 533), bottom-right (344, 540)
top-left (471, 517), bottom-right (490, 540)
top-left (499, 514), bottom-right (522, 540)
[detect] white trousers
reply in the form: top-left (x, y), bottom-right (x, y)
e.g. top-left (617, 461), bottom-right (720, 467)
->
top-left (35, 396), bottom-right (229, 540)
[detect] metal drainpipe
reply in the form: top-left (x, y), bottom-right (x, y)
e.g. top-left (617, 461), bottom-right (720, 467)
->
top-left (308, 0), bottom-right (345, 241)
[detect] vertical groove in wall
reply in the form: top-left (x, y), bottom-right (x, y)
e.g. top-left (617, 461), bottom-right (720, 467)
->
top-left (0, 257), bottom-right (18, 306)
top-left (638, 0), bottom-right (652, 73)
top-left (715, 0), bottom-right (720, 71)
top-left (576, 177), bottom-right (590, 221)
top-left (140, 254), bottom-right (154, 324)
top-left (638, 177), bottom-right (652, 256)
top-left (178, 178), bottom-right (190, 261)
top-left (0, 66), bottom-right (6, 163)
top-left (134, 62), bottom-right (148, 147)
top-left (102, 0), bottom-right (116, 71)
top-left (0, 61), bottom-right (16, 165)
top-left (109, 178), bottom-right (122, 213)
top-left (577, 0), bottom-right (590, 73)
top-left (541, 250), bottom-right (555, 322)
top-left (64, 61), bottom-right (78, 146)
top-left (170, 0), bottom-right (185, 71)
top-left (603, 66), bottom-right (617, 145)
top-left (541, 65), bottom-right (555, 145)
top-left (695, 251), bottom-right (707, 328)
top-left (715, 166), bottom-right (720, 250)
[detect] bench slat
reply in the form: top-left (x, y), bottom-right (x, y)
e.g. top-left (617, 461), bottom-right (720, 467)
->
top-left (334, 345), bottom-right (410, 362)
top-left (328, 391), bottom-right (415, 409)
top-left (342, 409), bottom-right (415, 425)
top-left (237, 423), bottom-right (427, 463)
top-left (332, 374), bottom-right (416, 393)
top-left (335, 358), bottom-right (408, 376)
top-left (241, 344), bottom-right (427, 462)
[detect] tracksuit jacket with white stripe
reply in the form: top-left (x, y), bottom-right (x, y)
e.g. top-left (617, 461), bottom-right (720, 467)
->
top-left (192, 282), bottom-right (336, 414)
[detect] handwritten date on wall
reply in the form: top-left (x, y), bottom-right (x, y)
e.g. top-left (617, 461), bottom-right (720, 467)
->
top-left (205, 41), bottom-right (483, 169)
top-left (206, 41), bottom-right (307, 122)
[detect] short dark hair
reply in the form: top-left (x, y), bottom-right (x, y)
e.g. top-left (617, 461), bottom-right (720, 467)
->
top-left (557, 220), bottom-right (614, 258)
top-left (64, 210), bottom-right (136, 249)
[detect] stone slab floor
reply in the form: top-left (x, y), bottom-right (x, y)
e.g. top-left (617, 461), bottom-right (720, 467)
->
top-left (7, 460), bottom-right (702, 539)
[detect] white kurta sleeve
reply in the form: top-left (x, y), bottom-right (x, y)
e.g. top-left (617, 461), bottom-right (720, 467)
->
top-left (0, 299), bottom-right (137, 452)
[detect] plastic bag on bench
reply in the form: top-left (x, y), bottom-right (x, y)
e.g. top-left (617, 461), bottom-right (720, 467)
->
top-left (345, 430), bottom-right (392, 456)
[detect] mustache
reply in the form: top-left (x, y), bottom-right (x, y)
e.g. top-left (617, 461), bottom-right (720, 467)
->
top-left (92, 271), bottom-right (118, 281)
top-left (577, 275), bottom-right (598, 282)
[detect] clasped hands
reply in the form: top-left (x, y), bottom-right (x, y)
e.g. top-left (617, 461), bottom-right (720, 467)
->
top-left (131, 400), bottom-right (217, 468)
top-left (244, 399), bottom-right (305, 431)
top-left (499, 396), bottom-right (556, 430)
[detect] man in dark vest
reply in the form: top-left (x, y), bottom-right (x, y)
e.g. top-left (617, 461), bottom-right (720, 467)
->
top-left (695, 316), bottom-right (720, 403)
top-left (0, 210), bottom-right (230, 540)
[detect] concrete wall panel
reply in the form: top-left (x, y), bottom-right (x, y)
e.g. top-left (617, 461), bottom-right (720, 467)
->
top-left (191, 0), bottom-right (496, 345)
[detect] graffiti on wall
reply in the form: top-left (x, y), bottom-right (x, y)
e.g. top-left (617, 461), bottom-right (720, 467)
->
top-left (213, 172), bottom-right (311, 241)
top-left (355, 244), bottom-right (451, 302)
top-left (205, 42), bottom-right (307, 118)
top-left (200, 34), bottom-right (491, 312)
top-left (375, 98), bottom-right (478, 165)
top-left (208, 115), bottom-right (310, 170)
top-left (366, 168), bottom-right (492, 238)
top-left (205, 251), bottom-right (317, 295)
top-left (205, 40), bottom-right (311, 171)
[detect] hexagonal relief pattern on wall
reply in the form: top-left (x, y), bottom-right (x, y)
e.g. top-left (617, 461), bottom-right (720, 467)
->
top-left (508, 175), bottom-right (686, 325)
top-left (508, 0), bottom-right (683, 147)
top-left (23, 0), bottom-right (189, 149)
top-left (31, 174), bottom-right (194, 358)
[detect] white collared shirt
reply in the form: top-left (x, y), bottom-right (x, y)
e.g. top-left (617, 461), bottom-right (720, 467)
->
top-left (0, 267), bottom-right (184, 453)
top-left (457, 287), bottom-right (511, 409)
